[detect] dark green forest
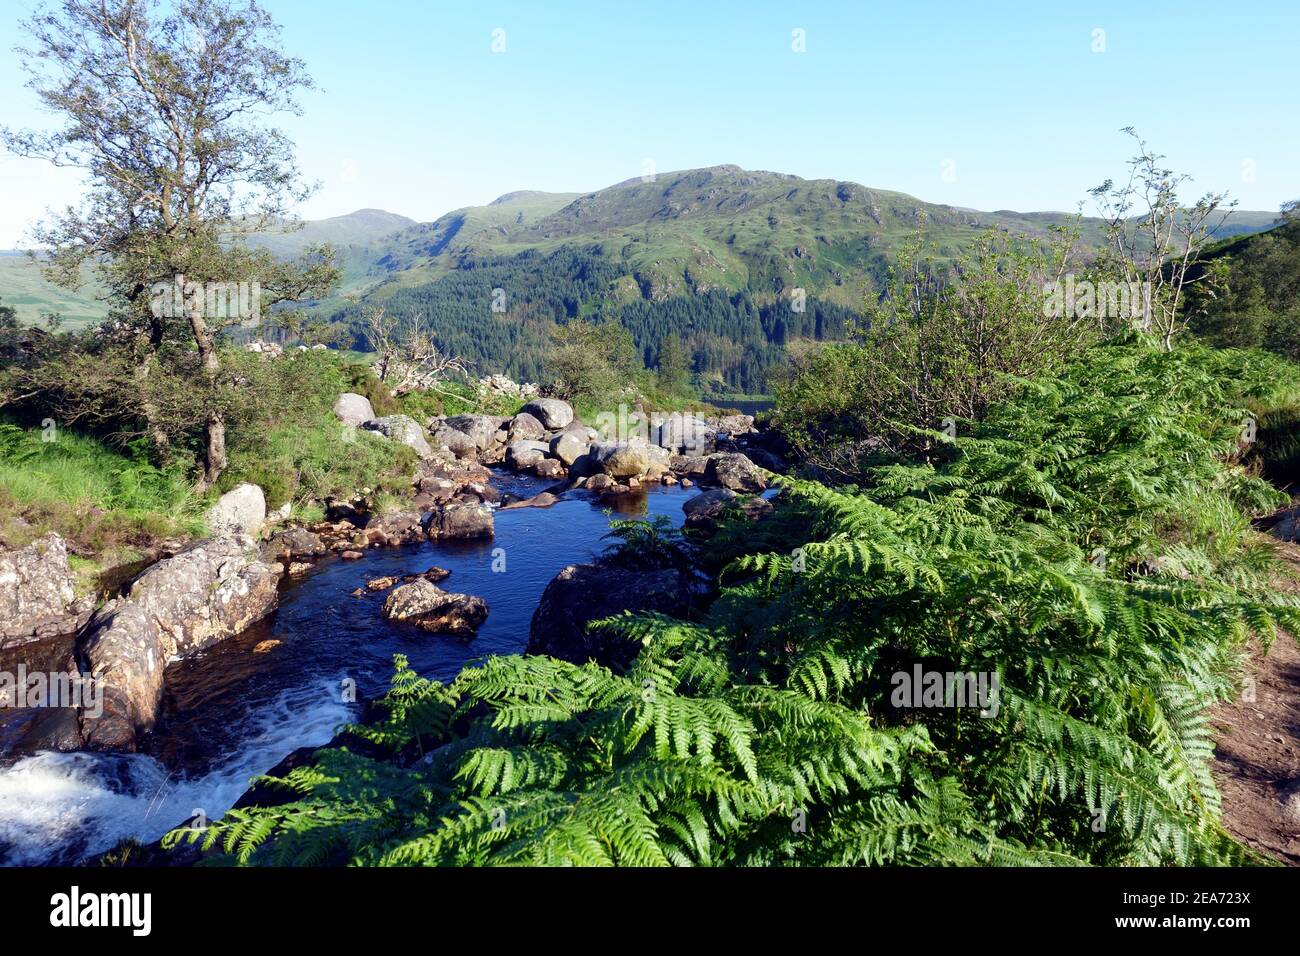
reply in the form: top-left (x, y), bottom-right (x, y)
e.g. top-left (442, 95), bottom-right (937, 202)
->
top-left (328, 247), bottom-right (859, 393)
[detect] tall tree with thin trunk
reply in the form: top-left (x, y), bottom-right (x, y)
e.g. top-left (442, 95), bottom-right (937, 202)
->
top-left (3, 0), bottom-right (337, 490)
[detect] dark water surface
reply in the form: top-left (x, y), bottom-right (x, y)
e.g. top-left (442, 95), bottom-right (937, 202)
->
top-left (0, 473), bottom-right (694, 864)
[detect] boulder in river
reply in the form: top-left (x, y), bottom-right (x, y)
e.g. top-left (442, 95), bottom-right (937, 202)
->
top-left (550, 431), bottom-right (588, 467)
top-left (365, 510), bottom-right (424, 546)
top-left (527, 557), bottom-right (702, 671)
top-left (652, 414), bottom-right (714, 454)
top-left (381, 579), bottom-right (488, 638)
top-left (506, 439), bottom-right (550, 471)
top-left (423, 501), bottom-right (494, 539)
top-left (332, 392), bottom-right (376, 428)
top-left (592, 439), bottom-right (671, 480)
top-left (206, 483), bottom-right (267, 539)
top-left (261, 527), bottom-right (326, 562)
top-left (682, 487), bottom-right (738, 519)
top-left (706, 452), bottom-right (767, 493)
top-left (521, 398), bottom-right (574, 430)
top-left (79, 538), bottom-right (282, 751)
top-left (0, 533), bottom-right (91, 649)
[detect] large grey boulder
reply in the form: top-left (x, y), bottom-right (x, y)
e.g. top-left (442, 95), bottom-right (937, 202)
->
top-left (507, 411), bottom-right (547, 443)
top-left (653, 414), bottom-right (715, 453)
top-left (682, 487), bottom-right (738, 518)
top-left (381, 579), bottom-right (488, 638)
top-left (707, 453), bottom-right (767, 493)
top-left (79, 538), bottom-right (282, 751)
top-left (206, 483), bottom-right (267, 539)
top-left (550, 431), bottom-right (588, 467)
top-left (506, 439), bottom-right (550, 471)
top-left (423, 501), bottom-right (494, 540)
top-left (431, 425), bottom-right (478, 459)
top-left (440, 414), bottom-right (505, 453)
top-left (528, 558), bottom-right (702, 670)
top-left (332, 392), bottom-right (376, 428)
top-left (0, 533), bottom-right (90, 649)
top-left (261, 527), bottom-right (327, 563)
top-left (591, 439), bottom-right (655, 478)
top-left (363, 415), bottom-right (433, 458)
top-left (521, 398), bottom-right (574, 430)
top-left (711, 413), bottom-right (756, 438)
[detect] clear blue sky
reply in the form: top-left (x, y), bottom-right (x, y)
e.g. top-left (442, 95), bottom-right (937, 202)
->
top-left (1, 0), bottom-right (1296, 246)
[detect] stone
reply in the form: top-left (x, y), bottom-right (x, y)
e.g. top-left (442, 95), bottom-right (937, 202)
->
top-left (431, 425), bottom-right (478, 459)
top-left (261, 527), bottom-right (326, 562)
top-left (706, 453), bottom-right (767, 493)
top-left (521, 398), bottom-right (574, 430)
top-left (669, 454), bottom-right (711, 479)
top-left (80, 539), bottom-right (282, 750)
top-left (500, 492), bottom-right (559, 510)
top-left (549, 431), bottom-right (588, 467)
top-left (381, 579), bottom-right (488, 638)
top-left (341, 551), bottom-right (364, 560)
top-left (206, 483), bottom-right (267, 539)
top-left (423, 501), bottom-right (494, 539)
top-left (0, 533), bottom-right (87, 649)
top-left (333, 392), bottom-right (376, 427)
top-left (533, 457), bottom-right (563, 479)
top-left (366, 576), bottom-right (398, 592)
top-left (253, 639), bottom-right (282, 654)
top-left (652, 414), bottom-right (714, 453)
top-left (401, 566), bottom-right (452, 584)
top-left (365, 511), bottom-right (424, 547)
top-left (527, 559), bottom-right (702, 670)
top-left (287, 561), bottom-right (312, 576)
top-left (712, 414), bottom-right (756, 438)
top-left (591, 439), bottom-right (654, 478)
top-left (362, 415), bottom-right (433, 458)
top-left (506, 440), bottom-right (550, 470)
top-left (682, 487), bottom-right (738, 518)
top-left (437, 414), bottom-right (505, 456)
top-left (507, 411), bottom-right (547, 442)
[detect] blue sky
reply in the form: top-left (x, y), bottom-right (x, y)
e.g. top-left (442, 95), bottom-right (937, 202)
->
top-left (1, 0), bottom-right (1296, 246)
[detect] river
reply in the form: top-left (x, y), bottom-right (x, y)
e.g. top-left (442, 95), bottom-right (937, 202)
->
top-left (0, 471), bottom-right (696, 865)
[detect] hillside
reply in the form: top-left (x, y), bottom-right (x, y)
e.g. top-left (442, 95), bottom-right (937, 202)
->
top-left (0, 167), bottom-right (1279, 350)
top-left (1185, 211), bottom-right (1300, 357)
top-left (360, 165), bottom-right (1278, 309)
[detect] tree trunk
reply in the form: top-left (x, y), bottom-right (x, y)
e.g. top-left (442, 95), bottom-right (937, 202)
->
top-left (198, 409), bottom-right (227, 493)
top-left (188, 303), bottom-right (227, 492)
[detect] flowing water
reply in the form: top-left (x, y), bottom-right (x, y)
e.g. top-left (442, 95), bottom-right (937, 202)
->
top-left (0, 473), bottom-right (695, 865)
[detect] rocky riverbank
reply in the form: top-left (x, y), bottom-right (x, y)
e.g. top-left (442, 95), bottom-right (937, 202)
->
top-left (0, 388), bottom-right (785, 766)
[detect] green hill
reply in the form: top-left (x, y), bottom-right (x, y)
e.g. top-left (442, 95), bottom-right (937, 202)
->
top-left (0, 167), bottom-right (1279, 350)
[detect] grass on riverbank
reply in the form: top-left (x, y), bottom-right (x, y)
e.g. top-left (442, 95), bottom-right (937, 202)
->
top-left (0, 422), bottom-right (207, 574)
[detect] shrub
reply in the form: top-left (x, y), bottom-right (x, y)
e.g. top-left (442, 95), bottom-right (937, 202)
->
top-left (172, 338), bottom-right (1300, 866)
